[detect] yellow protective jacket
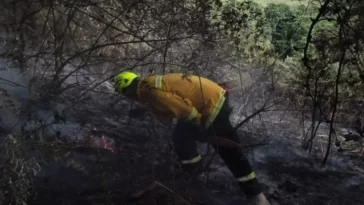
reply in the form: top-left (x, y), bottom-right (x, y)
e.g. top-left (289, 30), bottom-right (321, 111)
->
top-left (137, 73), bottom-right (226, 129)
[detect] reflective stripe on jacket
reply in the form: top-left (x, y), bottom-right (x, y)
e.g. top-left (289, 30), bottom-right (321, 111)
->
top-left (137, 73), bottom-right (226, 129)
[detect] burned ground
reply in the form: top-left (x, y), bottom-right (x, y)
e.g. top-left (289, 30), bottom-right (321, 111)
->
top-left (0, 64), bottom-right (363, 205)
top-left (1, 0), bottom-right (364, 204)
top-left (1, 84), bottom-right (362, 205)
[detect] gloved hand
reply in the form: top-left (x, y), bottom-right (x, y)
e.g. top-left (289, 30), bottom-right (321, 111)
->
top-left (128, 107), bottom-right (147, 120)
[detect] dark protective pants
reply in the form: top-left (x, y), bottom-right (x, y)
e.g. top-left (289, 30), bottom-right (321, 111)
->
top-left (172, 95), bottom-right (262, 197)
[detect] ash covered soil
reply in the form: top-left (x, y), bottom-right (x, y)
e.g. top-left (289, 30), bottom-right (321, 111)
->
top-left (1, 67), bottom-right (364, 205)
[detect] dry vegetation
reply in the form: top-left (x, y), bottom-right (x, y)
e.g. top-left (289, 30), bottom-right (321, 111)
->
top-left (0, 0), bottom-right (363, 204)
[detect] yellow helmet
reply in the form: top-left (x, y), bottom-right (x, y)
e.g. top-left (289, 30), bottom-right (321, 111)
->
top-left (113, 71), bottom-right (139, 94)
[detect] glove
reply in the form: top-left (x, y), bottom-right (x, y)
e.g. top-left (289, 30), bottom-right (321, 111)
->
top-left (128, 107), bottom-right (147, 120)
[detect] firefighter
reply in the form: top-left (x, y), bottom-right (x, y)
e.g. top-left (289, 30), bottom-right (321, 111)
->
top-left (113, 71), bottom-right (271, 205)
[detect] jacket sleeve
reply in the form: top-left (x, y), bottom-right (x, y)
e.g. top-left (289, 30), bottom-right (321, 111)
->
top-left (147, 89), bottom-right (202, 125)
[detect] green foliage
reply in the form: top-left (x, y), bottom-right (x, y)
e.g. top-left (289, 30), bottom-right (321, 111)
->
top-left (210, 0), bottom-right (272, 62)
top-left (265, 3), bottom-right (307, 59)
top-left (301, 0), bottom-right (364, 98)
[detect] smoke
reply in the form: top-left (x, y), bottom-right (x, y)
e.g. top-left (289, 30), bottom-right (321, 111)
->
top-left (0, 62), bottom-right (33, 130)
top-left (0, 58), bottom-right (82, 138)
top-left (0, 57), bottom-right (115, 146)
